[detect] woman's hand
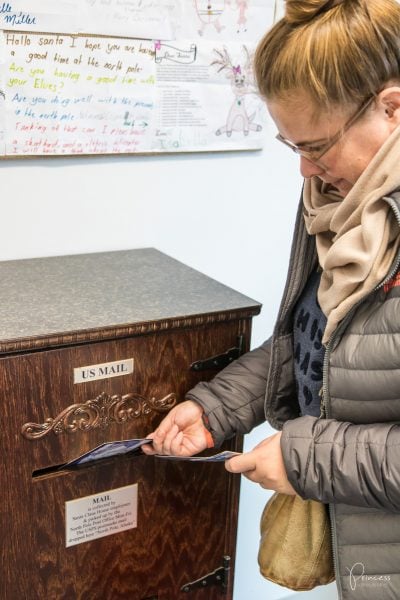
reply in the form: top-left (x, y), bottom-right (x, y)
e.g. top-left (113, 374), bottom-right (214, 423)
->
top-left (142, 400), bottom-right (213, 457)
top-left (225, 432), bottom-right (296, 495)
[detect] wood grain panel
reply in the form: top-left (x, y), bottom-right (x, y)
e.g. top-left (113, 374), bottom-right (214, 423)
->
top-left (0, 319), bottom-right (252, 599)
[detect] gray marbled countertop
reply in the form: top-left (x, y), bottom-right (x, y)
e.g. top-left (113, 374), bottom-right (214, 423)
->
top-left (0, 248), bottom-right (261, 347)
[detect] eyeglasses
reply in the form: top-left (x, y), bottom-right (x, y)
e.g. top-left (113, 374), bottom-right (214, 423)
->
top-left (276, 93), bottom-right (377, 163)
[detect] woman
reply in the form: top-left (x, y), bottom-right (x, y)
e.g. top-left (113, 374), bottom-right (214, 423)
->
top-left (143, 0), bottom-right (400, 597)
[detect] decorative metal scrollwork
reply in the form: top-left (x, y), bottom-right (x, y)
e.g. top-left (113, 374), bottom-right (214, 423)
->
top-left (21, 392), bottom-right (177, 440)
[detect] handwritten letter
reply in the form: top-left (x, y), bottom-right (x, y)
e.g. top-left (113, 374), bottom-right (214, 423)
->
top-left (4, 33), bottom-right (156, 154)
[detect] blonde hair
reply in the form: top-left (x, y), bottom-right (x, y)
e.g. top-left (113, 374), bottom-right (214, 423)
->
top-left (255, 0), bottom-right (400, 108)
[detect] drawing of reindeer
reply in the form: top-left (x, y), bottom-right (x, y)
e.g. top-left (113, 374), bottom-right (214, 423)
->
top-left (194, 0), bottom-right (226, 36)
top-left (212, 46), bottom-right (262, 137)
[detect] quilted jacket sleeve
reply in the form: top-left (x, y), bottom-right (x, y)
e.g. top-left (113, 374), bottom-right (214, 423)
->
top-left (185, 338), bottom-right (271, 447)
top-left (281, 415), bottom-right (400, 511)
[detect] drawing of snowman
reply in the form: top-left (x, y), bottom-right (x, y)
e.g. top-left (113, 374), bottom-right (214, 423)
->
top-left (194, 0), bottom-right (226, 36)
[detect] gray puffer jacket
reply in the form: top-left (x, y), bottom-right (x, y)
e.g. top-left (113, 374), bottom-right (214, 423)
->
top-left (186, 189), bottom-right (400, 599)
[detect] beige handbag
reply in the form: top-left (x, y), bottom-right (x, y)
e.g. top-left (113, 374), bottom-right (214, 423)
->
top-left (258, 492), bottom-right (335, 591)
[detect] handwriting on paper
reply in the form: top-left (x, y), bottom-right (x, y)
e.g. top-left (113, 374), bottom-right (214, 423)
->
top-left (4, 32), bottom-right (156, 154)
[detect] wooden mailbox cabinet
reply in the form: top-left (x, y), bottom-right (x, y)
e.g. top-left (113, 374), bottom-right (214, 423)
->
top-left (0, 249), bottom-right (260, 600)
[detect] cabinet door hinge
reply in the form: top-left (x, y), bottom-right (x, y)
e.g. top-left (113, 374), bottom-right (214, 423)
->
top-left (190, 336), bottom-right (244, 371)
top-left (181, 556), bottom-right (231, 594)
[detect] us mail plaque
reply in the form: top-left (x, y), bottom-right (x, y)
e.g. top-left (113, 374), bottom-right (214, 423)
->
top-left (74, 358), bottom-right (134, 383)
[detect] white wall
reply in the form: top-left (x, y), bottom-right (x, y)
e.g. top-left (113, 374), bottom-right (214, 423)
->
top-left (0, 130), bottom-right (337, 599)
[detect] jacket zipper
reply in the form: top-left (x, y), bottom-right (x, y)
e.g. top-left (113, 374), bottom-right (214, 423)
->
top-left (319, 195), bottom-right (400, 599)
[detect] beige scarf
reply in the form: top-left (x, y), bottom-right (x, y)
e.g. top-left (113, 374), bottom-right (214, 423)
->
top-left (303, 126), bottom-right (400, 344)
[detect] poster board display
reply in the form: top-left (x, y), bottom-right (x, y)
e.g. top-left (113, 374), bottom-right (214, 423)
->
top-left (0, 0), bottom-right (284, 156)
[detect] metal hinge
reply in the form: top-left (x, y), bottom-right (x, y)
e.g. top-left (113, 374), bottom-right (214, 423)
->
top-left (181, 556), bottom-right (231, 593)
top-left (190, 336), bottom-right (244, 371)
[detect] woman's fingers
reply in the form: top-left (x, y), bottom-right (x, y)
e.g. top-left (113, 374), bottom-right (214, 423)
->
top-left (225, 452), bottom-right (256, 474)
top-left (170, 430), bottom-right (185, 455)
top-left (159, 423), bottom-right (180, 454)
top-left (141, 434), bottom-right (157, 455)
top-left (224, 434), bottom-right (296, 495)
top-left (142, 401), bottom-right (208, 457)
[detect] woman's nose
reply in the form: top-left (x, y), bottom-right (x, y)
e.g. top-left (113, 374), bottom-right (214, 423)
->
top-left (299, 155), bottom-right (325, 179)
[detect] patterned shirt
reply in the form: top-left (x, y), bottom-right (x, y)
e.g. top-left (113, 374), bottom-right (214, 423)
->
top-left (293, 270), bottom-right (327, 417)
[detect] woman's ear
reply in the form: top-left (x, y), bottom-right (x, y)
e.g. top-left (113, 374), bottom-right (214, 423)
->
top-left (379, 87), bottom-right (400, 121)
